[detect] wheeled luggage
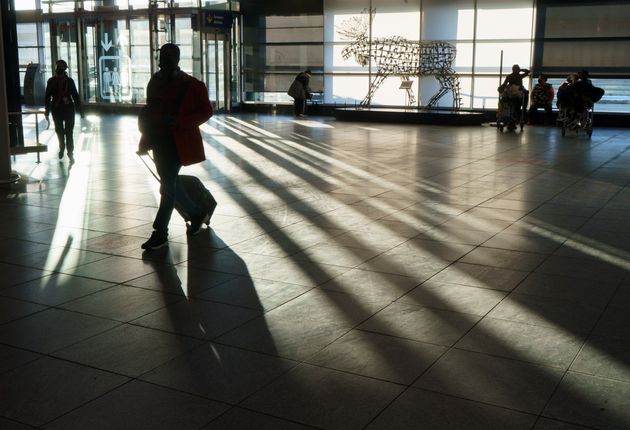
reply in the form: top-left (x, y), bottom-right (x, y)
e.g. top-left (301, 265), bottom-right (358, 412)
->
top-left (137, 152), bottom-right (217, 224)
top-left (176, 174), bottom-right (217, 223)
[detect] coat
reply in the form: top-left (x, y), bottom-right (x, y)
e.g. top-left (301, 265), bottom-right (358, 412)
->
top-left (139, 70), bottom-right (213, 166)
top-left (287, 72), bottom-right (312, 100)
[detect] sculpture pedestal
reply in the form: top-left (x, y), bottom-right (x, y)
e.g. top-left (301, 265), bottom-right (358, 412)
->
top-left (333, 107), bottom-right (486, 126)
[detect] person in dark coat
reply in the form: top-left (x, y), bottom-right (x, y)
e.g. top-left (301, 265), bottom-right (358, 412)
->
top-left (44, 60), bottom-right (83, 162)
top-left (287, 70), bottom-right (312, 117)
top-left (137, 43), bottom-right (214, 250)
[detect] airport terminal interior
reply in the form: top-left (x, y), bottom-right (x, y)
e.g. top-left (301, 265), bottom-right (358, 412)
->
top-left (2, 1), bottom-right (630, 429)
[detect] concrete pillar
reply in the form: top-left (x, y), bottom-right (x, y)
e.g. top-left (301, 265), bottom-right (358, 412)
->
top-left (0, 5), bottom-right (13, 182)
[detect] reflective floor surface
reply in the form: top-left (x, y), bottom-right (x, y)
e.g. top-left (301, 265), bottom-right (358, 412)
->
top-left (2, 114), bottom-right (630, 429)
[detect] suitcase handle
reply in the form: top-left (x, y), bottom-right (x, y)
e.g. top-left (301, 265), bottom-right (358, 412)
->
top-left (136, 151), bottom-right (161, 183)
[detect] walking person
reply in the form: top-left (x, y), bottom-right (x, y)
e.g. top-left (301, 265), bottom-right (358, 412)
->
top-left (137, 43), bottom-right (214, 250)
top-left (44, 60), bottom-right (83, 163)
top-left (287, 69), bottom-right (312, 117)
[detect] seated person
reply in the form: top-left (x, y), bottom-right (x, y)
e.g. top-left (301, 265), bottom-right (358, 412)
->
top-left (573, 70), bottom-right (604, 111)
top-left (577, 69), bottom-right (592, 85)
top-left (556, 74), bottom-right (577, 114)
top-left (528, 74), bottom-right (554, 125)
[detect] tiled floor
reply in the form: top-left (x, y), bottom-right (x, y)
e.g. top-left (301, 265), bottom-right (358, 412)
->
top-left (2, 113), bottom-right (630, 429)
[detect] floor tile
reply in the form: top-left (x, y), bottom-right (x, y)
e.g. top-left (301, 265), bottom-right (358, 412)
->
top-left (61, 284), bottom-right (182, 322)
top-left (242, 363), bottom-right (404, 430)
top-left (63, 255), bottom-right (156, 283)
top-left (487, 292), bottom-right (603, 334)
top-left (543, 372), bottom-right (630, 430)
top-left (0, 417), bottom-right (36, 430)
top-left (1, 273), bottom-right (115, 306)
top-left (141, 342), bottom-right (296, 403)
top-left (0, 296), bottom-right (47, 324)
top-left (0, 308), bottom-right (120, 354)
top-left (217, 311), bottom-right (350, 360)
top-left (201, 407), bottom-right (316, 430)
top-left (52, 323), bottom-right (202, 377)
top-left (398, 280), bottom-right (507, 316)
top-left (570, 336), bottom-right (630, 383)
top-left (0, 262), bottom-right (50, 288)
top-left (0, 344), bottom-right (41, 374)
top-left (513, 272), bottom-right (617, 307)
top-left (124, 264), bottom-right (237, 296)
top-left (429, 262), bottom-right (529, 291)
top-left (306, 329), bottom-right (446, 384)
top-left (366, 388), bottom-right (537, 430)
top-left (195, 276), bottom-right (311, 311)
top-left (532, 417), bottom-right (594, 429)
top-left (591, 306), bottom-right (630, 341)
top-left (44, 380), bottom-right (228, 430)
top-left (415, 349), bottom-right (564, 414)
top-left (535, 255), bottom-right (628, 283)
top-left (359, 301), bottom-right (480, 346)
top-left (2, 246), bottom-right (111, 272)
top-left (132, 298), bottom-right (261, 339)
top-left (456, 317), bottom-right (584, 369)
top-left (291, 243), bottom-right (382, 267)
top-left (460, 247), bottom-right (547, 271)
top-left (319, 268), bottom-right (421, 301)
top-left (0, 356), bottom-right (128, 427)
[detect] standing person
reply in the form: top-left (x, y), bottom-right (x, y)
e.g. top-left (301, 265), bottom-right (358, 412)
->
top-left (287, 69), bottom-right (312, 117)
top-left (137, 43), bottom-right (214, 250)
top-left (44, 60), bottom-right (83, 163)
top-left (528, 74), bottom-right (554, 125)
top-left (498, 64), bottom-right (530, 120)
top-left (500, 64), bottom-right (530, 89)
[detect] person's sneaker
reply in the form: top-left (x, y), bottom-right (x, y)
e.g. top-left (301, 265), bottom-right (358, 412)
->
top-left (141, 231), bottom-right (168, 250)
top-left (68, 154), bottom-right (75, 163)
top-left (187, 213), bottom-right (210, 236)
top-left (58, 151), bottom-right (64, 159)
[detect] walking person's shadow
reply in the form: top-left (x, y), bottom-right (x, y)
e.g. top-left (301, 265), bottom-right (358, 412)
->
top-left (138, 229), bottom-right (294, 409)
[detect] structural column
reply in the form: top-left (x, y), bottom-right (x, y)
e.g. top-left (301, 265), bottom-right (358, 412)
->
top-left (0, 5), bottom-right (13, 182)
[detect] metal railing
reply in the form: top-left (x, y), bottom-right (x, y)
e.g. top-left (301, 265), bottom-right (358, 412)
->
top-left (7, 109), bottom-right (49, 164)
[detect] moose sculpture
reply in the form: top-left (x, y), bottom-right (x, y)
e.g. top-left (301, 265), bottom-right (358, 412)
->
top-left (339, 10), bottom-right (461, 109)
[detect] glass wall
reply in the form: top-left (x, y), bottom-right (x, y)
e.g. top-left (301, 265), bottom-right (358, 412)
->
top-left (13, 1), bottom-right (630, 112)
top-left (15, 1), bottom-right (240, 109)
top-left (243, 13), bottom-right (324, 102)
top-left (247, 0), bottom-right (535, 109)
top-left (535, 1), bottom-right (630, 113)
top-left (16, 22), bottom-right (50, 94)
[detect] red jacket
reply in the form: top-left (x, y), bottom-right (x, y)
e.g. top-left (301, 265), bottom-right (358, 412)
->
top-left (140, 70), bottom-right (213, 166)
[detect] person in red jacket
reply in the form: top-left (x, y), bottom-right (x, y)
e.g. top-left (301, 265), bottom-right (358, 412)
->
top-left (138, 43), bottom-right (213, 250)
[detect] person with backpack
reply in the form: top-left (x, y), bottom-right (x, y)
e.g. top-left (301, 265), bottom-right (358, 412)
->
top-left (137, 43), bottom-right (214, 250)
top-left (287, 70), bottom-right (312, 117)
top-left (528, 74), bottom-right (554, 125)
top-left (44, 60), bottom-right (84, 163)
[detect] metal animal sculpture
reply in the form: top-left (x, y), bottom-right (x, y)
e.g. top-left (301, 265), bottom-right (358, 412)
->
top-left (339, 10), bottom-right (461, 109)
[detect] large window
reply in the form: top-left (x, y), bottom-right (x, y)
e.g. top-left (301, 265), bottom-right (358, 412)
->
top-left (248, 0), bottom-right (536, 110)
top-left (243, 14), bottom-right (324, 102)
top-left (16, 23), bottom-right (49, 95)
top-left (535, 1), bottom-right (630, 113)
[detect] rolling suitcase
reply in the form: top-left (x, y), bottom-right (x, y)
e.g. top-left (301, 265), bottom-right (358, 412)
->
top-left (137, 152), bottom-right (217, 225)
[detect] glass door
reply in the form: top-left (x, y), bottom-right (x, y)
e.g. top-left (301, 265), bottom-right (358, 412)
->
top-left (81, 16), bottom-right (151, 104)
top-left (50, 20), bottom-right (78, 83)
top-left (204, 31), bottom-right (230, 112)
